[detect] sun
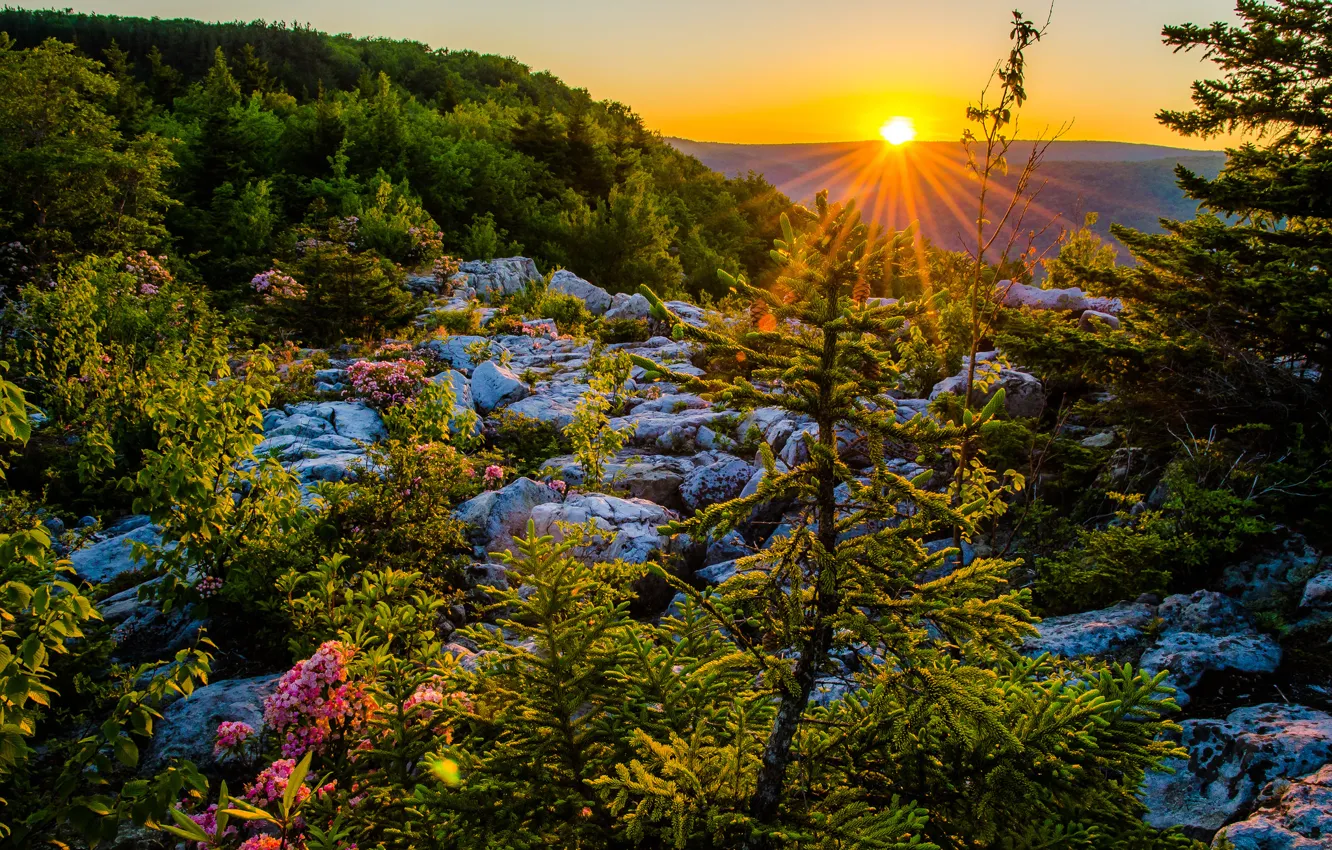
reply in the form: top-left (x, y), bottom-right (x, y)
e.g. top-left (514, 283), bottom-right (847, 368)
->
top-left (879, 116), bottom-right (917, 145)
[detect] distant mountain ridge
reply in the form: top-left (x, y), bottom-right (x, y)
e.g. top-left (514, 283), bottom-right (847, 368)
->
top-left (668, 138), bottom-right (1227, 257)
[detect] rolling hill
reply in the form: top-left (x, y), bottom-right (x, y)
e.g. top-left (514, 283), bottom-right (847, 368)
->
top-left (669, 138), bottom-right (1227, 259)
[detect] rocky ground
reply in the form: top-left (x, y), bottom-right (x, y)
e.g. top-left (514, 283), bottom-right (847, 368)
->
top-left (65, 259), bottom-right (1332, 848)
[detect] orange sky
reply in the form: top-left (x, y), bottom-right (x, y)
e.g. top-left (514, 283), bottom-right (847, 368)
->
top-left (22, 0), bottom-right (1242, 147)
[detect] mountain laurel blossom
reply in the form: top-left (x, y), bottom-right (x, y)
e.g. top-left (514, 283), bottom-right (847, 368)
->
top-left (124, 250), bottom-right (173, 296)
top-left (213, 720), bottom-right (254, 756)
top-left (251, 270), bottom-right (306, 302)
top-left (345, 359), bottom-right (427, 408)
top-left (263, 641), bottom-right (371, 758)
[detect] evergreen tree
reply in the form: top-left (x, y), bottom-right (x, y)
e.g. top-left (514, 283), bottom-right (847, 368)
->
top-left (628, 193), bottom-right (1183, 848)
top-left (1101, 0), bottom-right (1332, 397)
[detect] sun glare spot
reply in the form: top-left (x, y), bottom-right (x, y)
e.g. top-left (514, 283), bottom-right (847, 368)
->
top-left (879, 116), bottom-right (916, 145)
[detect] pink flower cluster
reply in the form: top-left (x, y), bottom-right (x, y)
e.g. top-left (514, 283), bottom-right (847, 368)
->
top-left (196, 576), bottom-right (223, 598)
top-left (263, 641), bottom-right (370, 758)
top-left (185, 803), bottom-right (237, 848)
top-left (251, 269), bottom-right (306, 302)
top-left (214, 720), bottom-right (254, 757)
top-left (407, 226), bottom-right (444, 260)
top-left (345, 359), bottom-right (427, 408)
top-left (432, 255), bottom-right (461, 284)
top-left (245, 758), bottom-right (312, 808)
top-left (239, 835), bottom-right (284, 850)
top-left (124, 251), bottom-right (173, 297)
top-left (483, 465), bottom-right (505, 488)
top-left (547, 479), bottom-right (567, 496)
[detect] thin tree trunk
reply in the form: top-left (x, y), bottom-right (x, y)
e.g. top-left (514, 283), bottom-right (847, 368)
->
top-left (748, 325), bottom-right (841, 829)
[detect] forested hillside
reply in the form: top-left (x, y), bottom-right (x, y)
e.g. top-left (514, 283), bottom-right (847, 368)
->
top-left (0, 8), bottom-right (790, 301)
top-left (0, 5), bottom-right (1330, 850)
top-left (670, 138), bottom-right (1227, 259)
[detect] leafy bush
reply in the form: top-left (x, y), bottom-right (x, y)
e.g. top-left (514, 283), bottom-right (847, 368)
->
top-left (488, 409), bottom-right (567, 477)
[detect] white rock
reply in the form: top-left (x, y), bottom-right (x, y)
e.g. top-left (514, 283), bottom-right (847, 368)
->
top-left (529, 494), bottom-right (676, 564)
top-left (449, 257), bottom-right (540, 303)
top-left (605, 292), bottom-right (651, 321)
top-left (1215, 764), bottom-right (1332, 850)
top-left (471, 360), bottom-right (530, 414)
top-left (455, 477), bottom-right (560, 555)
top-left (1000, 281), bottom-right (1122, 313)
top-left (1023, 602), bottom-right (1156, 659)
top-left (1300, 570), bottom-right (1332, 609)
top-left (929, 366), bottom-right (1046, 418)
top-left (1078, 309), bottom-right (1121, 331)
top-left (150, 674), bottom-right (280, 769)
top-left (420, 335), bottom-right (489, 374)
top-left (70, 522), bottom-right (162, 584)
top-left (1144, 704), bottom-right (1332, 834)
top-left (681, 456), bottom-right (753, 513)
top-left (548, 270), bottom-right (612, 315)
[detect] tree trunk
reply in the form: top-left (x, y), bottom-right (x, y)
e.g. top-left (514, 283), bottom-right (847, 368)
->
top-left (747, 326), bottom-right (842, 831)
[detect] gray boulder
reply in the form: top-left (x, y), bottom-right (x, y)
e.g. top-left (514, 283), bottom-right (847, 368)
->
top-left (1024, 602), bottom-right (1157, 660)
top-left (1300, 570), bottom-right (1332, 610)
top-left (420, 335), bottom-right (489, 374)
top-left (605, 292), bottom-right (651, 321)
top-left (1138, 590), bottom-right (1282, 703)
top-left (1144, 704), bottom-right (1332, 834)
top-left (1000, 281), bottom-right (1122, 313)
top-left (449, 257), bottom-right (540, 302)
top-left (1221, 537), bottom-right (1324, 609)
top-left (541, 451), bottom-right (702, 510)
top-left (70, 522), bottom-right (161, 584)
top-left (681, 456), bottom-right (753, 513)
top-left (505, 382), bottom-right (593, 430)
top-left (283, 401), bottom-right (388, 443)
top-left (150, 674), bottom-right (280, 769)
top-left (930, 365), bottom-right (1046, 418)
top-left (549, 270), bottom-right (612, 315)
top-left (455, 477), bottom-right (560, 555)
top-left (1078, 309), bottom-right (1121, 331)
top-left (529, 494), bottom-right (676, 564)
top-left (1215, 764), bottom-right (1332, 850)
top-left (471, 360), bottom-right (530, 414)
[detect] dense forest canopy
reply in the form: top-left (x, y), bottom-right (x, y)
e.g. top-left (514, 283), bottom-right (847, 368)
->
top-left (0, 7), bottom-right (792, 301)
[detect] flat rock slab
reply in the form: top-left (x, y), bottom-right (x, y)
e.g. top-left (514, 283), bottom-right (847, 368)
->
top-left (1143, 704), bottom-right (1332, 834)
top-left (70, 522), bottom-right (162, 584)
top-left (150, 674), bottom-right (280, 770)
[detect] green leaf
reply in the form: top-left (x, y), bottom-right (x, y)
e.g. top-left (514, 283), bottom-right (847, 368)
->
top-left (113, 735), bottom-right (139, 768)
top-left (282, 749), bottom-right (313, 817)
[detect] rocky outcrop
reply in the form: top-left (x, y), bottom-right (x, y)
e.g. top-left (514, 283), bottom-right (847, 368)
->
top-left (420, 335), bottom-right (489, 374)
top-left (1139, 591), bottom-right (1282, 703)
top-left (470, 360), bottom-right (529, 414)
top-left (1025, 601), bottom-right (1157, 660)
top-left (1000, 281), bottom-right (1122, 314)
top-left (149, 674), bottom-right (280, 770)
top-left (1143, 704), bottom-right (1332, 835)
top-left (70, 519), bottom-right (161, 584)
top-left (605, 292), bottom-right (651, 321)
top-left (258, 402), bottom-right (386, 485)
top-left (1024, 591), bottom-right (1280, 706)
top-left (541, 451), bottom-right (707, 510)
top-left (1214, 764), bottom-right (1332, 850)
top-left (929, 358), bottom-right (1046, 418)
top-left (455, 477), bottom-right (561, 555)
top-left (548, 270), bottom-right (611, 314)
top-left (529, 494), bottom-right (677, 564)
top-left (449, 257), bottom-right (540, 302)
top-left (680, 455), bottom-right (753, 513)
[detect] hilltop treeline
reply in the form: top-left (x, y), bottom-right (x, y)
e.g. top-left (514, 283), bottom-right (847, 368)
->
top-left (0, 8), bottom-right (790, 299)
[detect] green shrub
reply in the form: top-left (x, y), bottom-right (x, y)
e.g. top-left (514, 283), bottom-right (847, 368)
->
top-left (489, 409), bottom-right (568, 477)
